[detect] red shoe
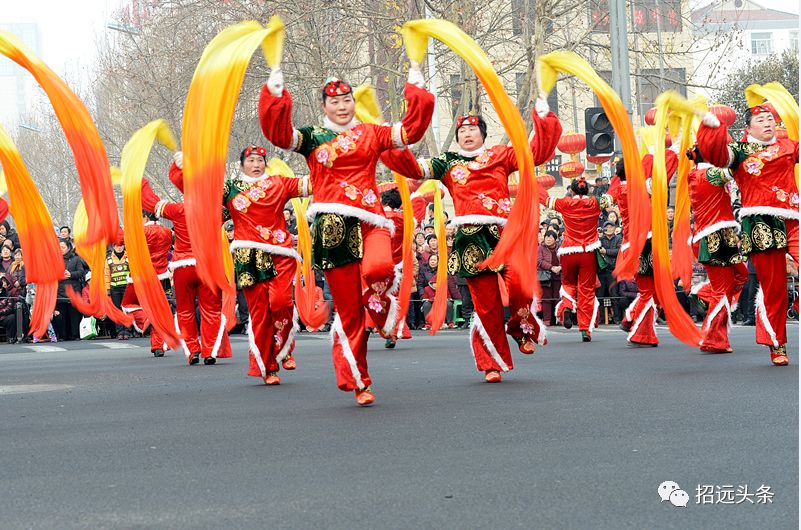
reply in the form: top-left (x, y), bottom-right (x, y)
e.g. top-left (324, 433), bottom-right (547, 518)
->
top-left (282, 355), bottom-right (296, 370)
top-left (355, 387), bottom-right (375, 406)
top-left (264, 373), bottom-right (281, 385)
top-left (700, 345), bottom-right (732, 353)
top-left (770, 345), bottom-right (789, 366)
top-left (516, 337), bottom-right (536, 354)
top-left (484, 370), bottom-right (502, 383)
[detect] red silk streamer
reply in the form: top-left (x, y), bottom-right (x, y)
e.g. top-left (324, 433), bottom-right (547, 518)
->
top-left (291, 197), bottom-right (329, 330)
top-left (652, 93), bottom-right (702, 346)
top-left (220, 227), bottom-right (236, 331)
top-left (0, 124), bottom-right (62, 337)
top-left (0, 30), bottom-right (118, 245)
top-left (120, 120), bottom-right (181, 349)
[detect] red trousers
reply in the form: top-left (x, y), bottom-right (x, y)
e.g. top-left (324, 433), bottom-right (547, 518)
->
top-left (698, 263), bottom-right (748, 351)
top-left (172, 264), bottom-right (231, 360)
top-left (623, 274), bottom-right (659, 345)
top-left (556, 251), bottom-right (599, 333)
top-left (465, 266), bottom-right (544, 373)
top-left (751, 219), bottom-right (798, 348)
top-left (325, 224), bottom-right (396, 391)
top-left (244, 255), bottom-right (297, 378)
top-left (121, 282), bottom-right (165, 353)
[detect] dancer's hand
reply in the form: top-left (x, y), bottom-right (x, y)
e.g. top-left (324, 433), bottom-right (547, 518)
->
top-left (701, 112), bottom-right (720, 128)
top-left (535, 98), bottom-right (550, 118)
top-left (407, 61), bottom-right (425, 89)
top-left (267, 66), bottom-right (284, 97)
top-left (173, 151), bottom-right (183, 169)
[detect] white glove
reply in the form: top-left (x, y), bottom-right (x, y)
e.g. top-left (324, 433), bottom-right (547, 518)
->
top-left (701, 112), bottom-right (720, 128)
top-left (535, 98), bottom-right (550, 118)
top-left (267, 66), bottom-right (284, 97)
top-left (667, 140), bottom-right (681, 155)
top-left (173, 151), bottom-right (183, 169)
top-left (407, 61), bottom-right (425, 89)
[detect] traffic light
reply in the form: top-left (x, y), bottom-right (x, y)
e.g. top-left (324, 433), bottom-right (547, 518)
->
top-left (585, 107), bottom-right (615, 157)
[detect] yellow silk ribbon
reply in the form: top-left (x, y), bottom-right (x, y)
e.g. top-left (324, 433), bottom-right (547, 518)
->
top-left (415, 179), bottom-right (448, 333)
top-left (402, 19), bottom-right (540, 297)
top-left (652, 92), bottom-right (703, 346)
top-left (0, 30), bottom-right (118, 245)
top-left (182, 17), bottom-right (285, 293)
top-left (540, 51), bottom-right (646, 280)
top-left (0, 123), bottom-right (62, 337)
top-left (120, 119), bottom-right (181, 349)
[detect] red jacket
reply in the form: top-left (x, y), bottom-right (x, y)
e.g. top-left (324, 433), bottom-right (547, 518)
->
top-left (546, 195), bottom-right (606, 256)
top-left (687, 163), bottom-right (738, 243)
top-left (142, 171), bottom-right (194, 268)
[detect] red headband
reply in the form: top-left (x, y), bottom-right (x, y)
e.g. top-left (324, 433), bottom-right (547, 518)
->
top-left (244, 145), bottom-right (267, 159)
top-left (750, 105), bottom-right (772, 116)
top-left (323, 79), bottom-right (352, 97)
top-left (455, 115), bottom-right (480, 129)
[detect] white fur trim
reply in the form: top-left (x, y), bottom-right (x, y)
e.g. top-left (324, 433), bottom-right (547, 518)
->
top-left (755, 287), bottom-right (779, 348)
top-left (690, 280), bottom-right (710, 296)
top-left (306, 203), bottom-right (395, 234)
top-left (330, 313), bottom-right (365, 390)
top-left (390, 262), bottom-right (403, 296)
top-left (228, 240), bottom-right (301, 261)
top-left (450, 215), bottom-right (508, 228)
top-left (555, 286), bottom-right (577, 318)
top-left (702, 112), bottom-right (720, 128)
top-left (323, 115), bottom-right (358, 133)
top-left (557, 240), bottom-right (600, 257)
top-left (239, 174), bottom-right (271, 184)
top-left (300, 176), bottom-right (310, 197)
top-left (209, 314), bottom-right (227, 359)
top-left (381, 294), bottom-right (399, 337)
top-left (627, 298), bottom-right (657, 342)
top-left (746, 134), bottom-right (776, 146)
top-left (418, 158), bottom-right (431, 179)
top-left (529, 296), bottom-right (547, 346)
top-left (703, 296), bottom-right (731, 334)
top-left (391, 122), bottom-right (405, 148)
top-left (174, 313), bottom-right (192, 359)
top-left (247, 320), bottom-right (267, 378)
top-left (470, 313), bottom-right (509, 372)
top-left (168, 258), bottom-right (197, 271)
top-left (154, 200), bottom-right (168, 219)
top-left (589, 296), bottom-right (600, 332)
top-left (457, 146), bottom-right (486, 158)
top-left (739, 206), bottom-right (801, 221)
top-left (275, 308), bottom-right (299, 364)
top-left (620, 241), bottom-right (630, 253)
top-left (289, 129), bottom-right (301, 152)
top-left (546, 197), bottom-right (557, 209)
top-left (121, 305), bottom-right (141, 314)
top-left (697, 162), bottom-right (714, 170)
top-left (692, 221), bottom-right (740, 244)
top-left (624, 294), bottom-right (640, 322)
top-left (127, 271), bottom-right (170, 283)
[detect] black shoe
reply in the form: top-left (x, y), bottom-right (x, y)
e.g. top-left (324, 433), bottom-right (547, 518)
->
top-left (563, 311), bottom-right (573, 330)
top-left (619, 321), bottom-right (632, 332)
top-left (743, 319), bottom-right (756, 326)
top-left (189, 352), bottom-right (200, 365)
top-left (153, 349), bottom-right (165, 357)
top-left (203, 357), bottom-right (216, 365)
top-left (581, 330), bottom-right (591, 342)
top-left (384, 338), bottom-right (396, 349)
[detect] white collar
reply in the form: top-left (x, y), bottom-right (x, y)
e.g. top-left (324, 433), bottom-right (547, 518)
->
top-left (697, 162), bottom-right (714, 170)
top-left (323, 115), bottom-right (359, 133)
top-left (746, 134), bottom-right (777, 146)
top-left (239, 173), bottom-right (270, 183)
top-left (457, 146), bottom-right (486, 158)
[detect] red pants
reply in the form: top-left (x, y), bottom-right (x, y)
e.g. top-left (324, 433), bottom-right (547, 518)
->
top-left (556, 251), bottom-right (599, 333)
top-left (325, 224), bottom-right (395, 391)
top-left (172, 264), bottom-right (231, 360)
top-left (465, 266), bottom-right (544, 373)
top-left (751, 219), bottom-right (798, 348)
top-left (698, 263), bottom-right (748, 351)
top-left (244, 255), bottom-right (297, 378)
top-left (623, 274), bottom-right (659, 345)
top-left (121, 282), bottom-right (165, 353)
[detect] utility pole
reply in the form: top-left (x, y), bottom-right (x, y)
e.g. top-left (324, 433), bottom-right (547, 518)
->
top-left (609, 0), bottom-right (632, 154)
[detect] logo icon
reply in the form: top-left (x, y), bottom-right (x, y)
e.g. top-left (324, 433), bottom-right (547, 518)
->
top-left (659, 481), bottom-right (689, 507)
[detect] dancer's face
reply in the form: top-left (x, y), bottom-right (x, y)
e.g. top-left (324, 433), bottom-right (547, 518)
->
top-left (322, 94), bottom-right (355, 126)
top-left (456, 124), bottom-right (484, 151)
top-left (746, 112), bottom-right (776, 142)
top-left (242, 155), bottom-right (266, 178)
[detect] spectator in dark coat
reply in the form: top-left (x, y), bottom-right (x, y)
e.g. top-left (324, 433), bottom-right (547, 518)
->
top-left (537, 230), bottom-right (561, 326)
top-left (0, 275), bottom-right (27, 343)
top-left (617, 279), bottom-right (638, 317)
top-left (598, 221), bottom-right (623, 322)
top-left (53, 240), bottom-right (85, 341)
top-left (0, 220), bottom-right (20, 249)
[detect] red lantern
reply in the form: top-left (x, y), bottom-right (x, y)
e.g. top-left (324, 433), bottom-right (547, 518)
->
top-left (776, 128), bottom-right (788, 139)
top-left (708, 103), bottom-right (736, 127)
top-left (645, 107), bottom-right (657, 126)
top-left (407, 179), bottom-right (422, 193)
top-left (559, 161), bottom-right (585, 179)
top-left (586, 154), bottom-right (611, 165)
top-left (537, 174), bottom-right (556, 190)
top-left (557, 133), bottom-right (586, 155)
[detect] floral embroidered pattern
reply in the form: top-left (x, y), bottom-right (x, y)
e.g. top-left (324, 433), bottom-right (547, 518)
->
top-left (757, 144), bottom-right (780, 161)
top-left (450, 164), bottom-right (470, 185)
top-left (366, 280), bottom-right (389, 314)
top-left (517, 307), bottom-right (535, 335)
top-left (743, 156), bottom-right (764, 176)
top-left (231, 178), bottom-right (273, 212)
top-left (340, 181), bottom-right (378, 206)
top-left (256, 226), bottom-right (289, 245)
top-left (478, 194), bottom-right (512, 214)
top-left (771, 186), bottom-right (800, 207)
top-left (232, 195), bottom-right (251, 212)
top-left (274, 318), bottom-right (288, 347)
top-left (314, 128), bottom-right (363, 168)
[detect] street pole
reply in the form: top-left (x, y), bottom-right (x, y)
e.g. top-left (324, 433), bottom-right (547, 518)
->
top-left (424, 4), bottom-right (440, 148)
top-left (609, 0), bottom-right (632, 154)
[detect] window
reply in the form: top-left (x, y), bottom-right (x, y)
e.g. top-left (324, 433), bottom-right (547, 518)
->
top-left (632, 0), bottom-right (682, 33)
top-left (545, 154), bottom-right (563, 187)
top-left (637, 69), bottom-right (686, 118)
top-left (751, 32), bottom-right (772, 55)
top-left (589, 0), bottom-right (610, 33)
top-left (788, 31), bottom-right (797, 52)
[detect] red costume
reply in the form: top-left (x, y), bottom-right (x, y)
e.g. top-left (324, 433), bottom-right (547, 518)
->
top-left (687, 162), bottom-right (748, 353)
top-left (258, 81), bottom-right (434, 396)
top-left (610, 151), bottom-right (678, 346)
top-left (383, 108), bottom-right (562, 377)
top-left (546, 188), bottom-right (610, 340)
top-left (120, 219), bottom-right (173, 354)
top-left (141, 167), bottom-right (232, 364)
top-left (222, 154), bottom-right (309, 383)
top-left (697, 111), bottom-right (799, 363)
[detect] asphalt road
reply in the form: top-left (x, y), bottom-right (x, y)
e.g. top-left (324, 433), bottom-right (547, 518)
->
top-left (1, 324), bottom-right (798, 529)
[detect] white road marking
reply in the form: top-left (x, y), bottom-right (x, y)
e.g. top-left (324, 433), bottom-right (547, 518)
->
top-left (0, 384), bottom-right (72, 395)
top-left (22, 345), bottom-right (67, 353)
top-left (95, 342), bottom-right (137, 349)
